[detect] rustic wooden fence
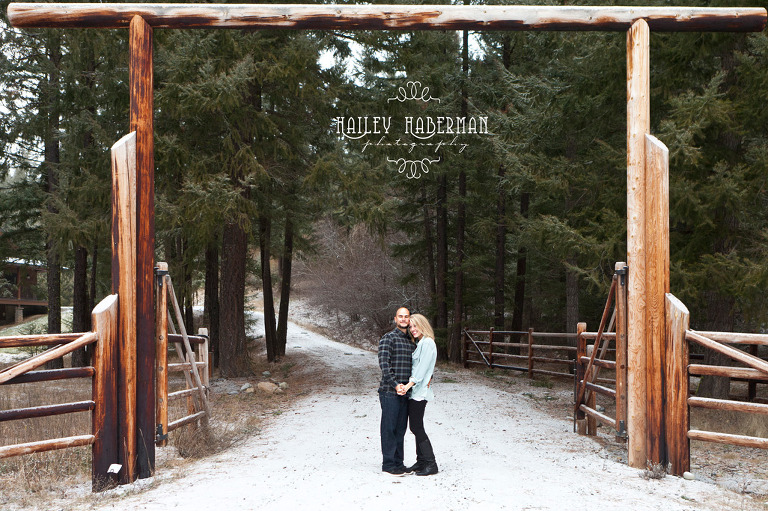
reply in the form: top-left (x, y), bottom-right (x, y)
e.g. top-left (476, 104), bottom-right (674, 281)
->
top-left (0, 294), bottom-right (119, 490)
top-left (664, 294), bottom-right (768, 475)
top-left (462, 328), bottom-right (577, 379)
top-left (573, 263), bottom-right (628, 440)
top-left (154, 262), bottom-right (210, 446)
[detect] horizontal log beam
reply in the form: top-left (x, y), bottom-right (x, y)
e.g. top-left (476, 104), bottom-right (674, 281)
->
top-left (580, 356), bottom-right (616, 370)
top-left (8, 4), bottom-right (766, 32)
top-left (1, 367), bottom-right (95, 385)
top-left (167, 362), bottom-right (206, 372)
top-left (688, 364), bottom-right (768, 381)
top-left (688, 429), bottom-right (768, 450)
top-left (579, 404), bottom-right (617, 429)
top-left (0, 332), bottom-right (98, 385)
top-left (688, 396), bottom-right (768, 415)
top-left (0, 333), bottom-right (84, 349)
top-left (0, 434), bottom-right (95, 459)
top-left (686, 330), bottom-right (768, 375)
top-left (168, 333), bottom-right (206, 345)
top-left (167, 411), bottom-right (206, 433)
top-left (0, 401), bottom-right (95, 422)
top-left (586, 381), bottom-right (616, 398)
top-left (168, 387), bottom-right (198, 401)
top-left (692, 331), bottom-right (768, 346)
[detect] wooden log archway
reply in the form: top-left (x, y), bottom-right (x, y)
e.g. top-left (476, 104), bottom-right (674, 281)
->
top-left (7, 2), bottom-right (767, 481)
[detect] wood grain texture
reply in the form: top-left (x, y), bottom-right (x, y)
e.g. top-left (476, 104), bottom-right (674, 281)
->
top-left (130, 16), bottom-right (156, 480)
top-left (8, 4), bottom-right (766, 32)
top-left (626, 19), bottom-right (649, 469)
top-left (686, 331), bottom-right (768, 375)
top-left (0, 333), bottom-right (83, 349)
top-left (91, 293), bottom-right (119, 490)
top-left (688, 430), bottom-right (768, 449)
top-left (688, 364), bottom-right (768, 380)
top-left (0, 435), bottom-right (95, 459)
top-left (664, 293), bottom-right (690, 476)
top-left (0, 332), bottom-right (97, 385)
top-left (111, 131), bottom-right (137, 484)
top-left (644, 135), bottom-right (669, 467)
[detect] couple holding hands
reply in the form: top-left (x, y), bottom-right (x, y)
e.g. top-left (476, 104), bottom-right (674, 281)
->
top-left (377, 307), bottom-right (438, 476)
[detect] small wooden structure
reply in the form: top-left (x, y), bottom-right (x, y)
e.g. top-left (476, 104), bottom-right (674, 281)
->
top-left (0, 258), bottom-right (47, 323)
top-left (6, 2), bottom-right (767, 483)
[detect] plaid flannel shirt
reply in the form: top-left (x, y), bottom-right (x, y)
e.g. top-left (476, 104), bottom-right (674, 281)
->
top-left (378, 328), bottom-right (415, 393)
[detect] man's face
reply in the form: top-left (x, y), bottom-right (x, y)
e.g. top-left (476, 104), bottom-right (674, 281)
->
top-left (394, 308), bottom-right (410, 330)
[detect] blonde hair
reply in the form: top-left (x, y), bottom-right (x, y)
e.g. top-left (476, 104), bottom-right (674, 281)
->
top-left (409, 314), bottom-right (434, 341)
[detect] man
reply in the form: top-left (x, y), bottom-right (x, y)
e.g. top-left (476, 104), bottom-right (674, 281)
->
top-left (378, 306), bottom-right (415, 476)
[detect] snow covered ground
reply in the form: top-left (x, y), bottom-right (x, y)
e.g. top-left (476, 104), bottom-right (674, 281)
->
top-left (84, 316), bottom-right (760, 511)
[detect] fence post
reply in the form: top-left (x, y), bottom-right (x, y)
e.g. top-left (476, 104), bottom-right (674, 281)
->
top-left (586, 344), bottom-right (597, 436)
top-left (615, 262), bottom-right (628, 441)
top-left (575, 322), bottom-right (587, 435)
top-left (91, 294), bottom-right (119, 491)
top-left (198, 328), bottom-right (210, 388)
top-left (155, 263), bottom-right (169, 447)
top-left (462, 330), bottom-right (468, 369)
top-left (527, 328), bottom-right (534, 379)
top-left (488, 327), bottom-right (494, 368)
top-left (664, 293), bottom-right (690, 476)
top-left (110, 131), bottom-right (137, 483)
top-left (645, 134), bottom-right (670, 469)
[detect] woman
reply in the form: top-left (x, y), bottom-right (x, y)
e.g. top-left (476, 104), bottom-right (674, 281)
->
top-left (397, 313), bottom-right (438, 476)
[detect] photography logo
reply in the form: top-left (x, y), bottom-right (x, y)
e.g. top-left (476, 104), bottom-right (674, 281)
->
top-left (333, 81), bottom-right (490, 179)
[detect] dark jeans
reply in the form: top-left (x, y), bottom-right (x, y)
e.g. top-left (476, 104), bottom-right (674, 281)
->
top-left (408, 399), bottom-right (434, 461)
top-left (379, 390), bottom-right (409, 471)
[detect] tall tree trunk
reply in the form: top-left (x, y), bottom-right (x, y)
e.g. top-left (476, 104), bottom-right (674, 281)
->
top-left (260, 214), bottom-right (278, 362)
top-left (494, 165), bottom-right (507, 330)
top-left (421, 187), bottom-right (437, 325)
top-left (510, 193), bottom-right (529, 334)
top-left (44, 34), bottom-right (62, 369)
top-left (435, 174), bottom-right (449, 344)
top-left (276, 217), bottom-right (294, 358)
top-left (71, 245), bottom-right (90, 366)
top-left (449, 29), bottom-right (469, 363)
top-left (219, 221), bottom-right (248, 377)
top-left (565, 257), bottom-right (579, 337)
top-left (204, 240), bottom-right (220, 368)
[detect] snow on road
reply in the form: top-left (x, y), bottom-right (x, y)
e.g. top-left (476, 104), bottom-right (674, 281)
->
top-left (91, 318), bottom-right (758, 511)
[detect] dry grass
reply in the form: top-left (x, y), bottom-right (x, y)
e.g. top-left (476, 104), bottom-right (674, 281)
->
top-left (0, 339), bottom-right (323, 510)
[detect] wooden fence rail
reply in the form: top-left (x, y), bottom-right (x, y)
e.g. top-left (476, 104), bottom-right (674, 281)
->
top-left (0, 294), bottom-right (119, 490)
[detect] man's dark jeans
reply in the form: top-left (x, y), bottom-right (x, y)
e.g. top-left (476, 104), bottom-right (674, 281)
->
top-left (379, 389), bottom-right (408, 471)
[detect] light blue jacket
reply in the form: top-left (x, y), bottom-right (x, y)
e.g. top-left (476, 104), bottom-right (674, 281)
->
top-left (409, 336), bottom-right (437, 401)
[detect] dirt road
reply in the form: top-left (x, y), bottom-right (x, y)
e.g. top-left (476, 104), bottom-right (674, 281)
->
top-left (86, 318), bottom-right (759, 511)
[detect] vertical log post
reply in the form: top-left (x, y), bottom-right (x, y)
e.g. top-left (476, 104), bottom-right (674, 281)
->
top-left (748, 345), bottom-right (758, 401)
top-left (645, 135), bottom-right (670, 468)
top-left (626, 18), bottom-right (650, 469)
top-left (664, 293), bottom-right (690, 476)
top-left (488, 327), bottom-right (494, 368)
top-left (615, 262), bottom-right (629, 441)
top-left (91, 294), bottom-right (119, 491)
top-left (586, 344), bottom-right (597, 436)
top-left (198, 328), bottom-right (210, 388)
top-left (575, 322), bottom-right (587, 435)
top-left (110, 132), bottom-right (137, 484)
top-left (527, 328), bottom-right (534, 379)
top-left (155, 263), bottom-right (169, 447)
top-left (130, 14), bottom-right (156, 480)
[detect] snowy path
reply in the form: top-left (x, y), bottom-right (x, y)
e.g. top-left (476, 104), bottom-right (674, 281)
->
top-left (91, 318), bottom-right (758, 511)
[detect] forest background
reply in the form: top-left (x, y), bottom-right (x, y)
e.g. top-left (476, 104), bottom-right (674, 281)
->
top-left (1, 0), bottom-right (767, 399)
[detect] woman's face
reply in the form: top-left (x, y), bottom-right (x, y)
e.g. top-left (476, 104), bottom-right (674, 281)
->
top-left (410, 323), bottom-right (422, 339)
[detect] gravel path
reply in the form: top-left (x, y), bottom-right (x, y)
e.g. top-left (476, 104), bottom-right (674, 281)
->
top-left (88, 317), bottom-right (760, 511)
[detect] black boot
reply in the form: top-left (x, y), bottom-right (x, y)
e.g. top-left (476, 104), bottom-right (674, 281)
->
top-left (415, 440), bottom-right (438, 476)
top-left (406, 440), bottom-right (424, 473)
